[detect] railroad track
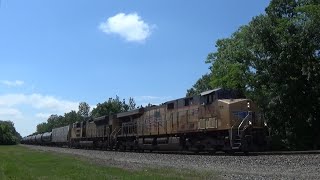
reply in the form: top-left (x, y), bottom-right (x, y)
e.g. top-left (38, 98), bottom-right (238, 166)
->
top-left (24, 144), bottom-right (320, 156)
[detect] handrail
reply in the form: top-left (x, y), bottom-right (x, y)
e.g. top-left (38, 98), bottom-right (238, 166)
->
top-left (116, 127), bottom-right (121, 135)
top-left (110, 128), bottom-right (117, 136)
top-left (230, 124), bottom-right (235, 144)
top-left (237, 111), bottom-right (251, 136)
top-left (110, 127), bottom-right (121, 137)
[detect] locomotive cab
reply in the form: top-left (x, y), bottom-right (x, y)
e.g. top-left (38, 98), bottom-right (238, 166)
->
top-left (197, 88), bottom-right (269, 153)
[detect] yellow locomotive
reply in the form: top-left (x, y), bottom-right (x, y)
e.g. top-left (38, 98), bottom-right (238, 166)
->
top-left (68, 88), bottom-right (270, 153)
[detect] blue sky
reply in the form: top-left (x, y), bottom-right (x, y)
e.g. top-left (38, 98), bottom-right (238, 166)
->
top-left (0, 0), bottom-right (270, 136)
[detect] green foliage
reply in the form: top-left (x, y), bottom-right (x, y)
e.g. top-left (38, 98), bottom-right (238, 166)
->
top-left (0, 121), bottom-right (21, 145)
top-left (91, 96), bottom-right (134, 117)
top-left (196, 0), bottom-right (320, 150)
top-left (205, 25), bottom-right (255, 94)
top-left (186, 74), bottom-right (212, 97)
top-left (65, 110), bottom-right (83, 125)
top-left (36, 122), bottom-right (48, 134)
top-left (78, 102), bottom-right (90, 118)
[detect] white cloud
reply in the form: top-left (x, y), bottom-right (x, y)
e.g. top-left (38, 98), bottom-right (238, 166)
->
top-left (0, 93), bottom-right (79, 113)
top-left (99, 12), bottom-right (154, 42)
top-left (0, 93), bottom-right (81, 137)
top-left (1, 80), bottom-right (24, 87)
top-left (0, 108), bottom-right (22, 118)
top-left (35, 113), bottom-right (52, 119)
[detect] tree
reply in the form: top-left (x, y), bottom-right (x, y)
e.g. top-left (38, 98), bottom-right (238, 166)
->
top-left (186, 73), bottom-right (212, 97)
top-left (78, 102), bottom-right (90, 118)
top-left (128, 97), bottom-right (136, 110)
top-left (0, 120), bottom-right (21, 145)
top-left (204, 0), bottom-right (320, 149)
top-left (91, 96), bottom-right (129, 117)
top-left (36, 122), bottom-right (48, 134)
top-left (64, 110), bottom-right (82, 124)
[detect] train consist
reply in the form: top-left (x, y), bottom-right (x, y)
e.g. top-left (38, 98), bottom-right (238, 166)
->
top-left (21, 88), bottom-right (270, 153)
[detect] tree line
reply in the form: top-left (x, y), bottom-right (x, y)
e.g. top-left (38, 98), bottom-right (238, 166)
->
top-left (187, 0), bottom-right (320, 150)
top-left (36, 96), bottom-right (136, 134)
top-left (0, 121), bottom-right (21, 145)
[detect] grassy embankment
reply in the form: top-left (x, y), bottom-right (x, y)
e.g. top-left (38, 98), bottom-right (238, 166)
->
top-left (0, 145), bottom-right (216, 180)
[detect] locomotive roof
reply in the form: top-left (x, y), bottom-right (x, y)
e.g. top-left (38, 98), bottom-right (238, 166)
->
top-left (200, 88), bottom-right (222, 96)
top-left (93, 115), bottom-right (109, 125)
top-left (218, 99), bottom-right (248, 104)
top-left (94, 115), bottom-right (108, 121)
top-left (117, 108), bottom-right (144, 118)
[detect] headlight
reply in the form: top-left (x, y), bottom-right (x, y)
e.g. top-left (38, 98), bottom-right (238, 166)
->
top-left (247, 101), bottom-right (250, 108)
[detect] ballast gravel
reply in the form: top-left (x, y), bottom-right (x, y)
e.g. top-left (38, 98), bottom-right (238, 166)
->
top-left (23, 145), bottom-right (320, 180)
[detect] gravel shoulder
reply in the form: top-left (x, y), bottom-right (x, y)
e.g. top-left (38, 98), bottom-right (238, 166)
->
top-left (22, 145), bottom-right (320, 180)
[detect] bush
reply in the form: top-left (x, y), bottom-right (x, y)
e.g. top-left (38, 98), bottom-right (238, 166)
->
top-left (0, 121), bottom-right (21, 145)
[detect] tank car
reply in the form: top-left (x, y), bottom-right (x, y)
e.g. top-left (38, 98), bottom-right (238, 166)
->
top-left (35, 134), bottom-right (43, 144)
top-left (42, 132), bottom-right (52, 145)
top-left (52, 125), bottom-right (71, 146)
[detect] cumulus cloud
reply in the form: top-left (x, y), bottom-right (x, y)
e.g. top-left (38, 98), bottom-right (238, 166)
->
top-left (35, 113), bottom-right (52, 119)
top-left (0, 108), bottom-right (22, 118)
top-left (1, 80), bottom-right (24, 87)
top-left (0, 93), bottom-right (79, 113)
top-left (0, 93), bottom-right (81, 136)
top-left (99, 12), bottom-right (154, 42)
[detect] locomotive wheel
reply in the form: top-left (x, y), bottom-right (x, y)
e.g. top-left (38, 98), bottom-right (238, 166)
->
top-left (193, 149), bottom-right (200, 154)
top-left (226, 150), bottom-right (235, 155)
top-left (118, 144), bottom-right (126, 152)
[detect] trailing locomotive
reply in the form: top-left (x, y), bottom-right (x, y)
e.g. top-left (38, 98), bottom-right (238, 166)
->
top-left (21, 88), bottom-right (270, 153)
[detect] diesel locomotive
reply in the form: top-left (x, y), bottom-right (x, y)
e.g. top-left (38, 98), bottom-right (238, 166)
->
top-left (22, 88), bottom-right (270, 154)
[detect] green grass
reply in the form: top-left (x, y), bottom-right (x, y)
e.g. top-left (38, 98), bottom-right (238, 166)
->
top-left (0, 145), bottom-right (217, 180)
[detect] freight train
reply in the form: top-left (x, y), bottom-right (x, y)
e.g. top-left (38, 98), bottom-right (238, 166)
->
top-left (21, 88), bottom-right (270, 154)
